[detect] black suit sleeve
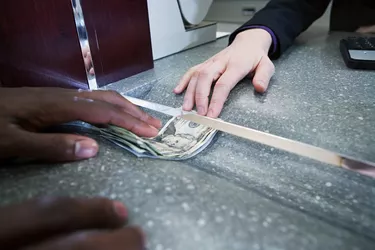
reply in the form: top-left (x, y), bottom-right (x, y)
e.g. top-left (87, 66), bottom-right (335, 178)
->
top-left (229, 0), bottom-right (331, 59)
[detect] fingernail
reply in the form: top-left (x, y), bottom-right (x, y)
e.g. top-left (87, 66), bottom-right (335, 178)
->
top-left (255, 80), bottom-right (267, 92)
top-left (197, 106), bottom-right (205, 115)
top-left (113, 201), bottom-right (128, 219)
top-left (155, 119), bottom-right (162, 128)
top-left (257, 80), bottom-right (265, 87)
top-left (149, 125), bottom-right (159, 135)
top-left (74, 140), bottom-right (98, 159)
top-left (148, 116), bottom-right (162, 128)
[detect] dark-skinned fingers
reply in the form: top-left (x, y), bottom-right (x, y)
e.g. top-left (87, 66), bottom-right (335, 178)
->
top-left (0, 197), bottom-right (128, 249)
top-left (75, 90), bottom-right (161, 129)
top-left (3, 131), bottom-right (99, 161)
top-left (252, 56), bottom-right (275, 93)
top-left (21, 97), bottom-right (159, 137)
top-left (23, 227), bottom-right (144, 250)
top-left (7, 107), bottom-right (158, 161)
top-left (7, 88), bottom-right (160, 131)
top-left (21, 88), bottom-right (161, 130)
top-left (0, 87), bottom-right (73, 114)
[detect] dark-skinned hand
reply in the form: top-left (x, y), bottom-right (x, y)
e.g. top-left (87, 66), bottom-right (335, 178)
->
top-left (0, 196), bottom-right (144, 250)
top-left (0, 87), bottom-right (161, 162)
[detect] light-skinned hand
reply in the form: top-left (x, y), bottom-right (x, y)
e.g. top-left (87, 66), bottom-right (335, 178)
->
top-left (174, 28), bottom-right (275, 118)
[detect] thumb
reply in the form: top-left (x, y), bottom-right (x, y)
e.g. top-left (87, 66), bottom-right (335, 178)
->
top-left (252, 56), bottom-right (275, 93)
top-left (12, 132), bottom-right (99, 162)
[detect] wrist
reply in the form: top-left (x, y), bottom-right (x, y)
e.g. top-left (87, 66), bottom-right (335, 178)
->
top-left (234, 28), bottom-right (273, 54)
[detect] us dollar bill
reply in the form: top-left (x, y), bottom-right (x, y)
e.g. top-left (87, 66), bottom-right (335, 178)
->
top-left (100, 116), bottom-right (218, 160)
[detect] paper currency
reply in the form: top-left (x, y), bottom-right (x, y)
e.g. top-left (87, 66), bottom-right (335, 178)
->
top-left (97, 116), bottom-right (218, 160)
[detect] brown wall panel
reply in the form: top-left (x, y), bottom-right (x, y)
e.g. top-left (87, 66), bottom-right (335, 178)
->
top-left (0, 0), bottom-right (88, 88)
top-left (0, 0), bottom-right (154, 89)
top-left (81, 0), bottom-right (154, 87)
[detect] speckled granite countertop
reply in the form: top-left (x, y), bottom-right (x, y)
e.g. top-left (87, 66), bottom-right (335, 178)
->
top-left (1, 32), bottom-right (375, 250)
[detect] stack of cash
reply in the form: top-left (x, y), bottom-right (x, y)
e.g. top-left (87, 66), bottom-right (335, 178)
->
top-left (96, 116), bottom-right (218, 160)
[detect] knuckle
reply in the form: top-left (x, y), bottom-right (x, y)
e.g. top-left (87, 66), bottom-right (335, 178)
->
top-left (197, 68), bottom-right (210, 78)
top-left (190, 65), bottom-right (201, 72)
top-left (195, 91), bottom-right (208, 100)
top-left (106, 89), bottom-right (120, 97)
top-left (192, 70), bottom-right (200, 80)
top-left (139, 111), bottom-right (150, 122)
top-left (114, 91), bottom-right (124, 99)
top-left (210, 98), bottom-right (224, 106)
top-left (210, 97), bottom-right (227, 109)
top-left (185, 65), bottom-right (200, 78)
top-left (215, 82), bottom-right (230, 92)
top-left (43, 135), bottom-right (73, 155)
top-left (226, 59), bottom-right (242, 69)
top-left (183, 86), bottom-right (195, 98)
top-left (211, 57), bottom-right (218, 63)
top-left (106, 108), bottom-right (119, 123)
top-left (127, 118), bottom-right (139, 132)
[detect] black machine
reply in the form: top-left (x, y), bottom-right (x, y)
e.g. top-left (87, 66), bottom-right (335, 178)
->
top-left (340, 36), bottom-right (375, 70)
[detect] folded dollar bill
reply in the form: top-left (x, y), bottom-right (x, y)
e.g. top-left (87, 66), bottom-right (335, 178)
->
top-left (99, 116), bottom-right (218, 160)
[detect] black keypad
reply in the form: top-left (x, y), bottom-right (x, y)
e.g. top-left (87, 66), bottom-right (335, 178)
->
top-left (346, 36), bottom-right (375, 50)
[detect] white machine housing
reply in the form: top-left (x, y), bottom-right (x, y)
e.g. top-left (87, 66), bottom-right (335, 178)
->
top-left (147, 0), bottom-right (217, 60)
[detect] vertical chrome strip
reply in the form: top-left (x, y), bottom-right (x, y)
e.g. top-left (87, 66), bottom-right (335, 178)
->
top-left (71, 0), bottom-right (98, 90)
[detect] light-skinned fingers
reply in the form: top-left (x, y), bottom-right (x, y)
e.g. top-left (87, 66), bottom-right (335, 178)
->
top-left (84, 56), bottom-right (92, 71)
top-left (174, 65), bottom-right (201, 94)
top-left (181, 60), bottom-right (217, 111)
top-left (194, 62), bottom-right (226, 115)
top-left (182, 72), bottom-right (199, 111)
top-left (82, 46), bottom-right (90, 57)
top-left (0, 197), bottom-right (128, 249)
top-left (207, 68), bottom-right (243, 118)
top-left (252, 56), bottom-right (275, 93)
